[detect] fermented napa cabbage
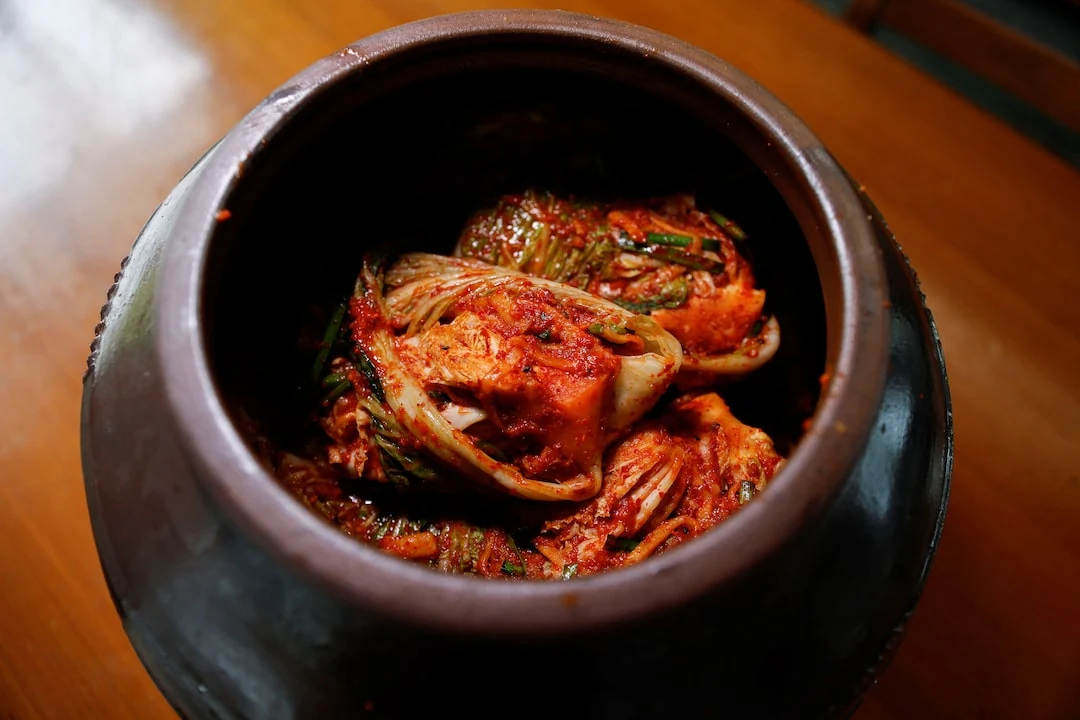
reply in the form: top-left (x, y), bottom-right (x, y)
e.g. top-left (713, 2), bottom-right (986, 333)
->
top-left (345, 252), bottom-right (683, 502)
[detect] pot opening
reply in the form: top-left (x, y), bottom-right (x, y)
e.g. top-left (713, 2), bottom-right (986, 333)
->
top-left (168, 18), bottom-right (882, 632)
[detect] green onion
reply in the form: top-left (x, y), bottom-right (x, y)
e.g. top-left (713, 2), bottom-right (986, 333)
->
top-left (321, 379), bottom-right (352, 404)
top-left (707, 209), bottom-right (748, 241)
top-left (612, 276), bottom-right (690, 313)
top-left (537, 328), bottom-right (553, 342)
top-left (501, 560), bottom-right (525, 576)
top-left (702, 237), bottom-right (721, 252)
top-left (587, 321), bottom-right (639, 344)
top-left (616, 236), bottom-right (725, 274)
top-left (607, 537), bottom-right (640, 553)
top-left (353, 349), bottom-right (385, 403)
top-left (645, 232), bottom-right (692, 247)
top-left (750, 318), bottom-right (764, 337)
top-left (587, 322), bottom-right (627, 336)
top-left (374, 435), bottom-right (439, 482)
top-left (561, 563), bottom-right (579, 580)
top-left (506, 536), bottom-right (528, 578)
top-left (377, 459), bottom-right (411, 487)
top-left (311, 301), bottom-right (347, 384)
top-left (320, 371), bottom-right (347, 388)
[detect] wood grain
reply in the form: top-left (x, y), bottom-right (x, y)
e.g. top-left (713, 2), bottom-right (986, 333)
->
top-left (845, 0), bottom-right (1080, 133)
top-left (1, 0), bottom-right (1077, 718)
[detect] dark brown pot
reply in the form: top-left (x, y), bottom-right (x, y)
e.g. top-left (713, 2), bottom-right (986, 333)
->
top-left (81, 10), bottom-right (952, 719)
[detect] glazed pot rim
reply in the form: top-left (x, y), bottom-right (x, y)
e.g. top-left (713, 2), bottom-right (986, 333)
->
top-left (156, 9), bottom-right (889, 635)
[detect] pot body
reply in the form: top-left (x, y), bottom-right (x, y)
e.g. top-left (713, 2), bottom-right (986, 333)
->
top-left (81, 13), bottom-right (951, 720)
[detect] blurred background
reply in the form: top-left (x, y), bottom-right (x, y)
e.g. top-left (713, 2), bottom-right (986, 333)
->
top-left (813, 0), bottom-right (1080, 167)
top-left (1, 1), bottom-right (1077, 719)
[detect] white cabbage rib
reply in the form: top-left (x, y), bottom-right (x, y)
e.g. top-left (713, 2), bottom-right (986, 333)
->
top-left (358, 252), bottom-right (683, 502)
top-left (680, 315), bottom-right (781, 378)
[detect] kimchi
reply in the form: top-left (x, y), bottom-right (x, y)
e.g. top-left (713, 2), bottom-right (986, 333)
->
top-left (455, 190), bottom-right (780, 379)
top-left (263, 191), bottom-right (788, 579)
top-left (317, 251), bottom-right (682, 502)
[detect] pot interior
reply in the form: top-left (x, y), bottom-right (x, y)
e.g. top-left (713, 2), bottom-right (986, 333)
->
top-left (203, 35), bottom-right (828, 560)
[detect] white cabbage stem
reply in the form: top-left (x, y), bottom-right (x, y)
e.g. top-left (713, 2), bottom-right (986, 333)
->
top-left (679, 315), bottom-right (780, 378)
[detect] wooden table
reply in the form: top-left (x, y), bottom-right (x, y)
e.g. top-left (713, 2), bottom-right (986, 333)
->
top-left (2, 0), bottom-right (1077, 717)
